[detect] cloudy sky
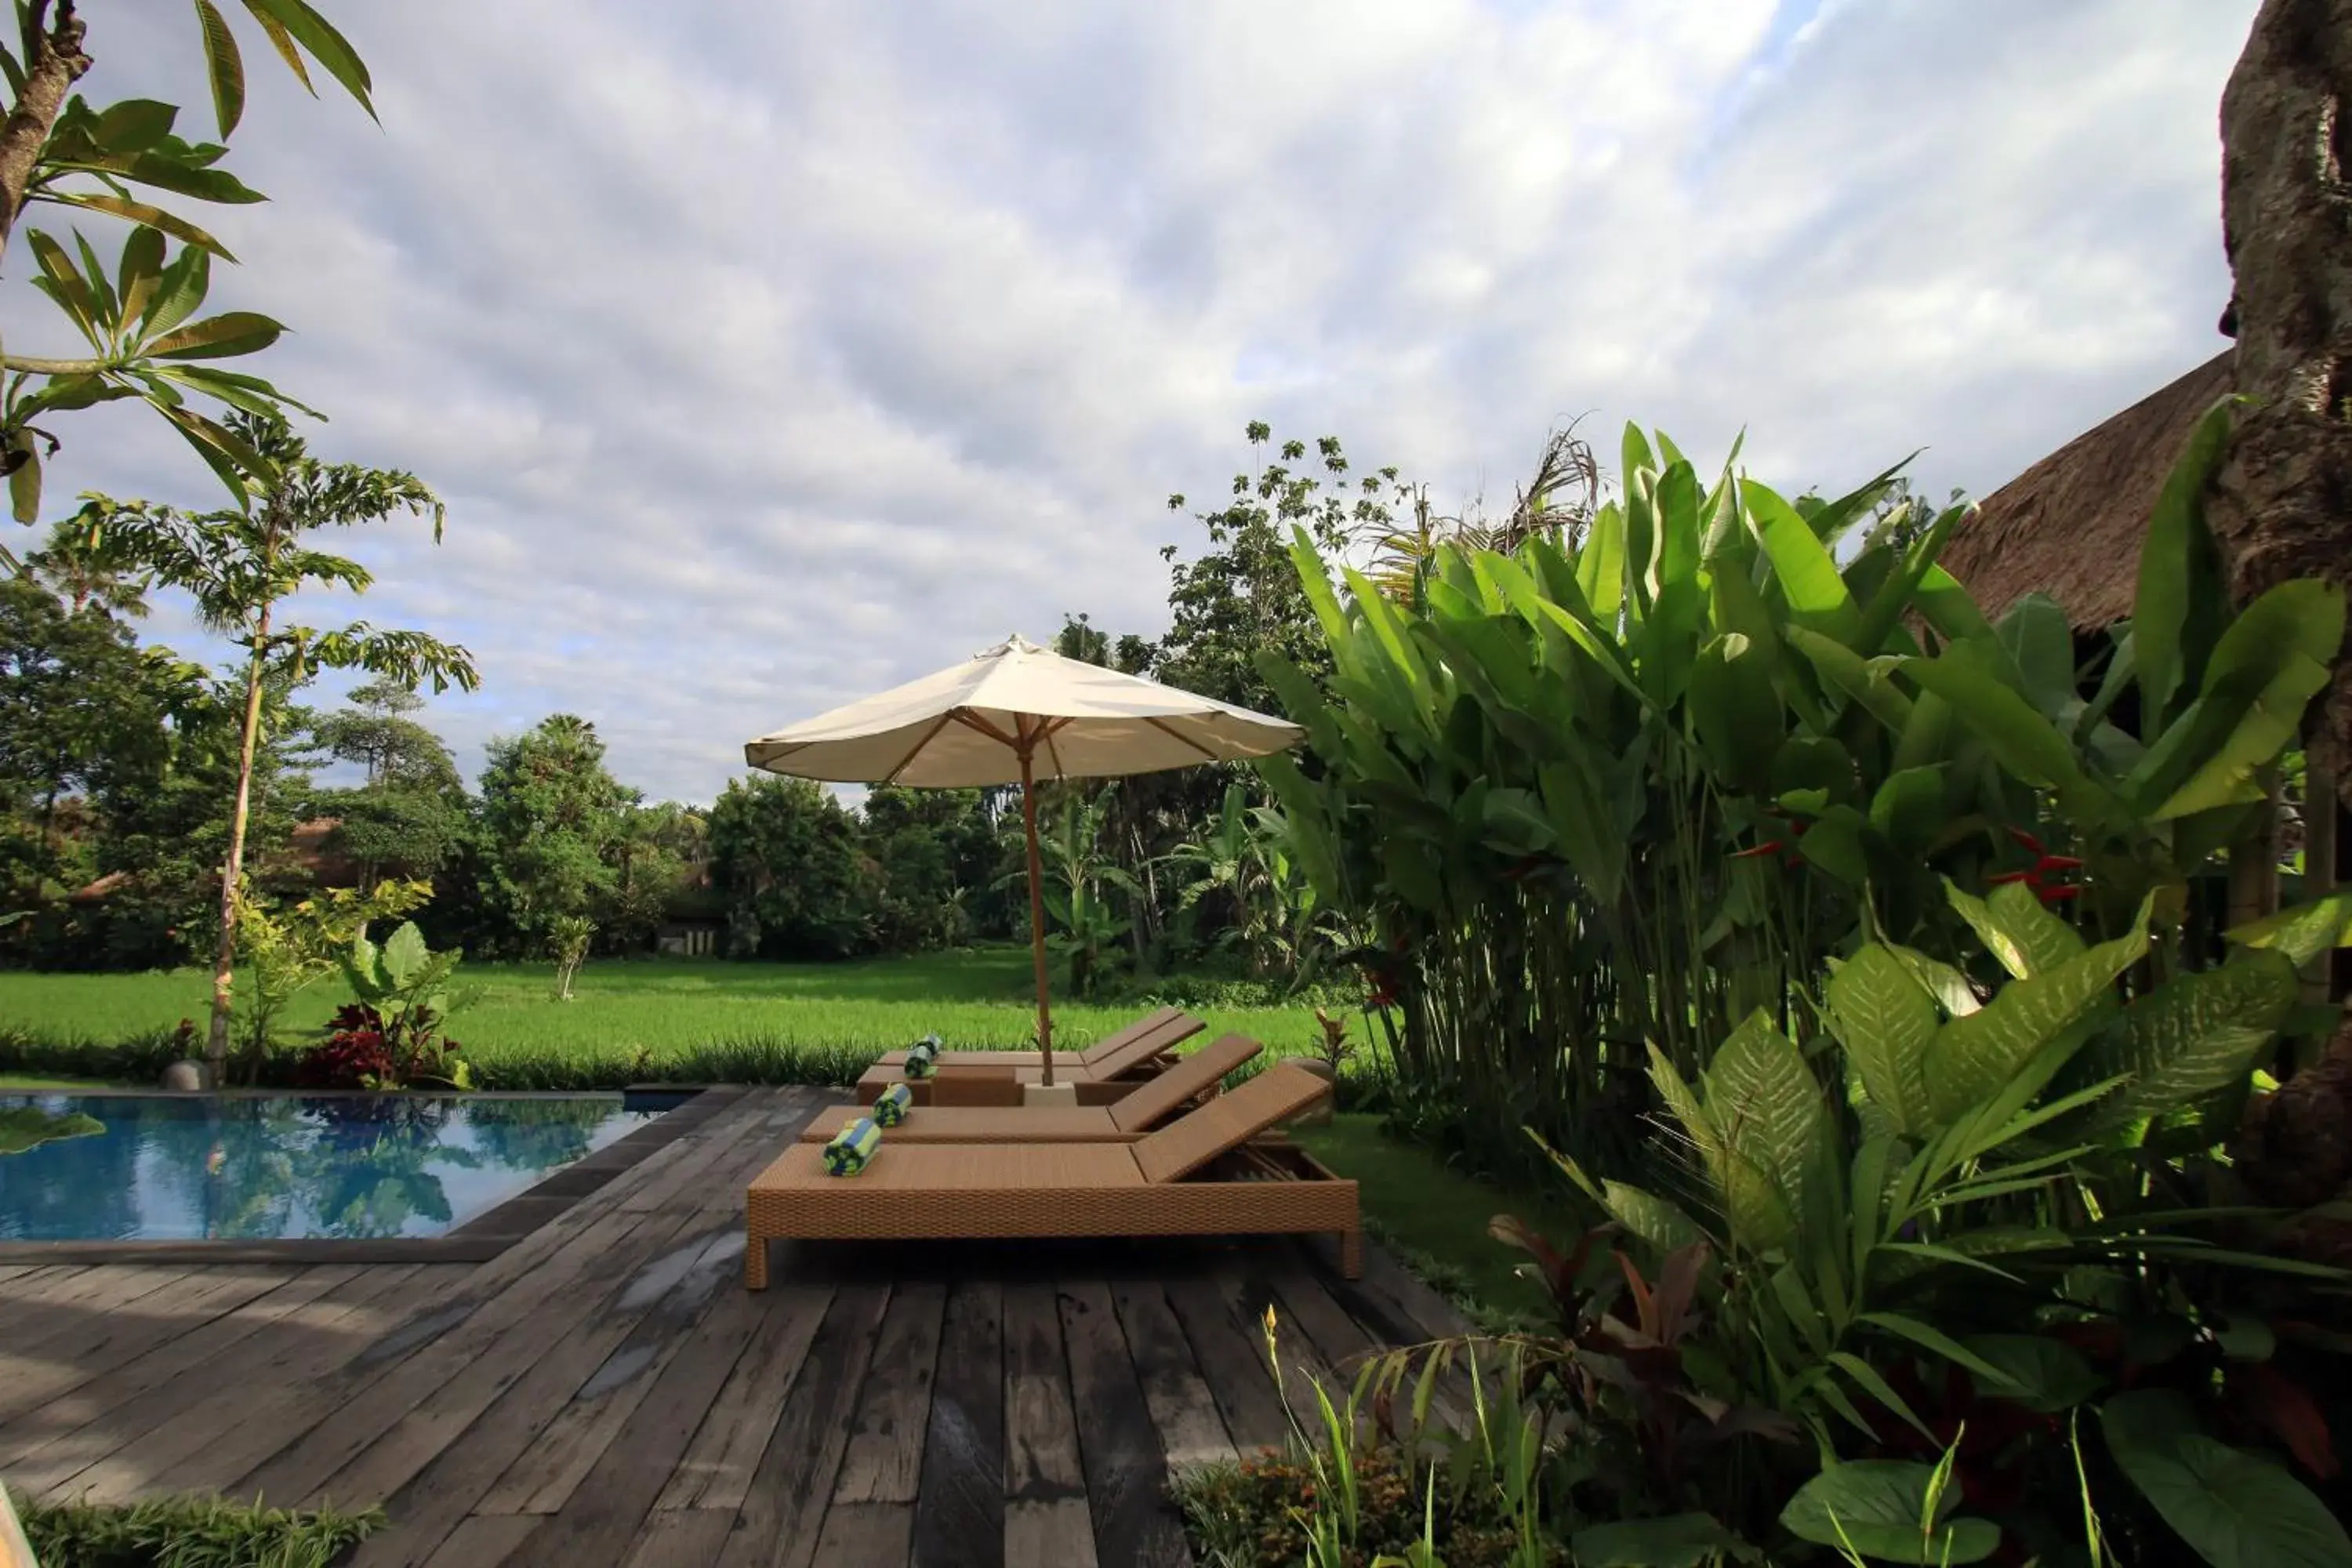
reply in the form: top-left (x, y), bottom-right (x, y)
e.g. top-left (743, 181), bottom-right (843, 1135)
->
top-left (39, 0), bottom-right (2252, 803)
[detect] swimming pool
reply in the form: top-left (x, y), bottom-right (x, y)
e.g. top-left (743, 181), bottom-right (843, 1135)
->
top-left (0, 1094), bottom-right (669, 1242)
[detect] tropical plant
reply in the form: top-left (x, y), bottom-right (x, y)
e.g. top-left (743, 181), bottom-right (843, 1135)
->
top-left (550, 913), bottom-right (593, 1000)
top-left (80, 413), bottom-right (478, 1083)
top-left (0, 1), bottom-right (377, 538)
top-left (327, 917), bottom-right (470, 1087)
top-left (1021, 783), bottom-right (1138, 996)
top-left (228, 873), bottom-right (429, 1083)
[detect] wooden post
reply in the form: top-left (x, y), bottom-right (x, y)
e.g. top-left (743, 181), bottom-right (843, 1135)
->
top-left (1018, 727), bottom-right (1054, 1087)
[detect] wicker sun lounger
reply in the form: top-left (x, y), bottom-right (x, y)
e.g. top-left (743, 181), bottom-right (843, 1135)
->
top-left (804, 1033), bottom-right (1262, 1145)
top-left (746, 1062), bottom-right (1359, 1288)
top-left (868, 1004), bottom-right (1202, 1068)
top-left (853, 1012), bottom-right (1197, 1102)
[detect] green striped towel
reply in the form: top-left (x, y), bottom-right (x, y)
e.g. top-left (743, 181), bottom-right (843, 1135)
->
top-left (822, 1116), bottom-right (880, 1176)
top-left (902, 1033), bottom-right (944, 1080)
top-left (871, 1082), bottom-right (913, 1127)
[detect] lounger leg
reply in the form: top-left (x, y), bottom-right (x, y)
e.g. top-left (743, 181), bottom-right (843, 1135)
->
top-left (1339, 1227), bottom-right (1363, 1280)
top-left (746, 1229), bottom-right (769, 1290)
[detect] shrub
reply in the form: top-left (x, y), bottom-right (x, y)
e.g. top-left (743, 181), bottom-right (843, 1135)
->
top-left (14, 1491), bottom-right (383, 1568)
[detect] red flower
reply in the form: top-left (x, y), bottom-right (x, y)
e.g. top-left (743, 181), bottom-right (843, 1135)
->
top-left (1992, 832), bottom-right (2084, 906)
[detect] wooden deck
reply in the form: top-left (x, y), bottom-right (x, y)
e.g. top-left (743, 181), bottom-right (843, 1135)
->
top-left (0, 1087), bottom-right (1466, 1566)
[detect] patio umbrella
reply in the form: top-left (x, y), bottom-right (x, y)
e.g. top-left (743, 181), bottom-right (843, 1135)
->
top-left (743, 634), bottom-right (1303, 1087)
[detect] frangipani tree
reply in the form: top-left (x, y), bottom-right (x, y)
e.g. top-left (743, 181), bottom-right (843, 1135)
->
top-left (81, 412), bottom-right (478, 1084)
top-left (0, 1), bottom-right (376, 545)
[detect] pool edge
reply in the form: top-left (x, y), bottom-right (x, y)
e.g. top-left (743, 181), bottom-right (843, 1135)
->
top-left (0, 1086), bottom-right (745, 1264)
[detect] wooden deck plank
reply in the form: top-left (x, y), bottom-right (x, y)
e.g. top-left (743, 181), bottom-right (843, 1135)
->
top-left (1110, 1279), bottom-right (1237, 1473)
top-left (652, 1282), bottom-right (831, 1512)
top-left (0, 1265), bottom-right (192, 1352)
top-left (201, 1091), bottom-right (781, 1508)
top-left (909, 1279), bottom-right (1004, 1568)
top-left (831, 1280), bottom-right (946, 1504)
top-left (713, 1281), bottom-right (891, 1568)
top-left (335, 1226), bottom-right (740, 1566)
top-left (1005, 1499), bottom-right (1099, 1568)
top-left (811, 1501), bottom-right (914, 1566)
top-left (42, 1264), bottom-right (463, 1504)
top-left (474, 1229), bottom-right (745, 1515)
top-left (416, 1513), bottom-right (540, 1568)
top-left (0, 1266), bottom-right (296, 1424)
top-left (0, 1264), bottom-right (369, 1471)
top-left (1058, 1280), bottom-right (1192, 1568)
top-left (1161, 1276), bottom-right (1290, 1456)
top-left (623, 1508), bottom-right (739, 1567)
top-left (518, 1261), bottom-right (771, 1563)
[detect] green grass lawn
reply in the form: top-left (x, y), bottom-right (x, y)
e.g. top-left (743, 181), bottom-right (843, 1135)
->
top-left (1291, 1112), bottom-right (1586, 1327)
top-left (0, 946), bottom-right (1334, 1087)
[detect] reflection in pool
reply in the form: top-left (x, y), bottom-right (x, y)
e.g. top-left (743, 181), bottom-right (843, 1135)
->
top-left (0, 1094), bottom-right (664, 1241)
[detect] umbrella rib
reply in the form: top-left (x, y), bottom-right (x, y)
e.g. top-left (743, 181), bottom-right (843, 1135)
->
top-left (1142, 715), bottom-right (1224, 763)
top-left (880, 711), bottom-right (956, 786)
top-left (950, 707), bottom-right (1022, 751)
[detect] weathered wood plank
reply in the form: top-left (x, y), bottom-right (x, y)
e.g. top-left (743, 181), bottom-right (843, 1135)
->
top-left (909, 1280), bottom-right (1004, 1568)
top-left (0, 1264), bottom-right (370, 1472)
top-left (1059, 1280), bottom-right (1191, 1568)
top-left (473, 1227), bottom-right (744, 1515)
top-left (652, 1282), bottom-right (831, 1512)
top-left (0, 1266), bottom-right (295, 1424)
top-left (1110, 1279), bottom-right (1236, 1472)
top-left (1003, 1282), bottom-right (1085, 1504)
top-left (416, 1513), bottom-right (540, 1568)
top-left (811, 1500), bottom-right (914, 1566)
top-left (713, 1281), bottom-right (891, 1568)
top-left (623, 1508), bottom-right (738, 1567)
top-left (38, 1263), bottom-right (458, 1504)
top-left (517, 1261), bottom-right (770, 1563)
top-left (336, 1229), bottom-right (742, 1567)
top-left (831, 1280), bottom-right (946, 1504)
top-left (1, 1265), bottom-right (191, 1353)
top-left (1005, 1499), bottom-right (1098, 1568)
top-left (1160, 1276), bottom-right (1289, 1455)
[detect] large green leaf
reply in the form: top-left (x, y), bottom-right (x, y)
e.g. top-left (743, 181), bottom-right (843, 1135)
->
top-left (1997, 593), bottom-right (2079, 718)
top-left (1923, 919), bottom-right (2147, 1125)
top-left (1962, 1334), bottom-right (2103, 1413)
top-left (1903, 645), bottom-right (2108, 818)
top-left (2086, 950), bottom-right (2296, 1131)
top-left (194, 0), bottom-right (247, 137)
top-left (1790, 626), bottom-right (1914, 732)
top-left (1748, 481), bottom-right (1863, 645)
top-left (1985, 880), bottom-right (2085, 976)
top-left (2227, 890), bottom-right (2352, 967)
top-left (1944, 882), bottom-right (2033, 979)
top-left (1780, 1461), bottom-right (2000, 1565)
top-left (1570, 1513), bottom-right (1744, 1568)
top-left (2143, 579), bottom-right (2345, 820)
top-left (1827, 946), bottom-right (1938, 1136)
top-left (1705, 1010), bottom-right (1828, 1222)
top-left (2101, 1389), bottom-right (2352, 1568)
top-left (2134, 398), bottom-right (2236, 731)
top-left (1867, 766), bottom-right (1947, 857)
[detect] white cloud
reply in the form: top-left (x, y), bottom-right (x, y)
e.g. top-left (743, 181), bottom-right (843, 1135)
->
top-left (28, 0), bottom-right (2255, 800)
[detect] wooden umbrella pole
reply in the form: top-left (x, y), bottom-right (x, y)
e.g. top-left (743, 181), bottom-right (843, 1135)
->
top-left (1018, 728), bottom-right (1054, 1086)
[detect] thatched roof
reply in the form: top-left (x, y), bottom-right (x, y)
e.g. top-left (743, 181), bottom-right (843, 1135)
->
top-left (1937, 350), bottom-right (2235, 630)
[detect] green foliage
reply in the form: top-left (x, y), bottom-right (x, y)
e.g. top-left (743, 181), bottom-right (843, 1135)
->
top-left (0, 3), bottom-right (379, 529)
top-left (230, 874), bottom-right (428, 1080)
top-left (2099, 1389), bottom-right (2352, 1568)
top-left (0, 1104), bottom-right (103, 1153)
top-left (13, 1487), bottom-right (382, 1568)
top-left (706, 773), bottom-right (873, 960)
top-left (472, 713), bottom-right (630, 953)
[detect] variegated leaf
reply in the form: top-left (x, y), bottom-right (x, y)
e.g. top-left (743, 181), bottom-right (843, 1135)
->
top-left (1987, 880), bottom-right (2085, 975)
top-left (2086, 949), bottom-right (2295, 1133)
top-left (1705, 1009), bottom-right (1828, 1224)
top-left (1924, 920), bottom-right (2147, 1125)
top-left (1827, 945), bottom-right (1937, 1136)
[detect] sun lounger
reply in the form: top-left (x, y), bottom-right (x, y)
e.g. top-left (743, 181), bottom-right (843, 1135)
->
top-left (866, 1004), bottom-right (1203, 1069)
top-left (854, 1011), bottom-right (1195, 1102)
top-left (745, 1062), bottom-right (1359, 1288)
top-left (803, 1033), bottom-right (1261, 1145)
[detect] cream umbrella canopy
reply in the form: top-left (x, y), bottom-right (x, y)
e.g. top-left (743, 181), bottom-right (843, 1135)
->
top-left (743, 634), bottom-right (1304, 1087)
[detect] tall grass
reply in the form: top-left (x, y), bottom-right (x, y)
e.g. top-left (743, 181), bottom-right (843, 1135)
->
top-left (0, 947), bottom-right (1336, 1088)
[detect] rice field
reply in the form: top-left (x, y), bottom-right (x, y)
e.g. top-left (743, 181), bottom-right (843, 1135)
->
top-left (0, 946), bottom-right (1338, 1087)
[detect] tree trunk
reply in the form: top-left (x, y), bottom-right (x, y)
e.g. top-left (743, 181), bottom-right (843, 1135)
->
top-left (0, 3), bottom-right (90, 252)
top-left (2211, 0), bottom-right (2352, 817)
top-left (205, 606), bottom-right (272, 1084)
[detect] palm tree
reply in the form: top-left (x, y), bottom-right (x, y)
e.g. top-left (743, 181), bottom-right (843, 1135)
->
top-left (24, 515), bottom-right (149, 617)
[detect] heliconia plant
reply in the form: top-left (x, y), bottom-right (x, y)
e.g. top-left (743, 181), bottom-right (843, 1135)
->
top-left (1254, 402), bottom-right (2347, 1180)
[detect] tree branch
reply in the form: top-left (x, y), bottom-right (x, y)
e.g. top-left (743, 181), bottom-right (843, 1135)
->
top-left (0, 1), bottom-right (90, 252)
top-left (2, 354), bottom-right (110, 375)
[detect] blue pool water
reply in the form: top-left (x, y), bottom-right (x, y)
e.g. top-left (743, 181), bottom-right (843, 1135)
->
top-left (0, 1094), bottom-right (665, 1242)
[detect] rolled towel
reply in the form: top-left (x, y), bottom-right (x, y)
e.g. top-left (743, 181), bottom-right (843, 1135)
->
top-left (902, 1033), bottom-right (944, 1080)
top-left (871, 1081), bottom-right (913, 1127)
top-left (822, 1116), bottom-right (881, 1177)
